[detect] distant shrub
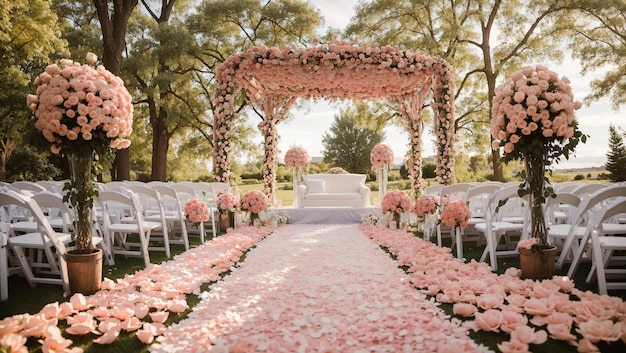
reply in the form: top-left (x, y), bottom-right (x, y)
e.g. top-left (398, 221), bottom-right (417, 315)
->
top-left (241, 179), bottom-right (259, 185)
top-left (573, 174), bottom-right (585, 181)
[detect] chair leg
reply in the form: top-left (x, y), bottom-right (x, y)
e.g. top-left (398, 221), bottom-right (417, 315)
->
top-left (590, 232), bottom-right (608, 295)
top-left (9, 246), bottom-right (36, 288)
top-left (1, 233), bottom-right (8, 301)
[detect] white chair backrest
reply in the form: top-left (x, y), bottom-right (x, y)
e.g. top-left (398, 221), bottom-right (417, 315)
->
top-left (544, 192), bottom-right (581, 225)
top-left (465, 184), bottom-right (502, 218)
top-left (596, 197), bottom-right (626, 231)
top-left (571, 183), bottom-right (607, 196)
top-left (423, 184), bottom-right (443, 197)
top-left (168, 184), bottom-right (198, 205)
top-left (0, 189), bottom-right (66, 253)
top-left (440, 183), bottom-right (473, 204)
top-left (98, 190), bottom-right (145, 225)
top-left (152, 185), bottom-right (185, 215)
top-left (485, 183), bottom-right (525, 222)
top-left (32, 191), bottom-right (74, 232)
top-left (211, 182), bottom-right (231, 196)
top-left (575, 185), bottom-right (626, 225)
top-left (10, 181), bottom-right (47, 193)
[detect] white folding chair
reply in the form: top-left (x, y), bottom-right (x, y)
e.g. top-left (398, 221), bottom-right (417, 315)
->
top-left (169, 184), bottom-right (216, 242)
top-left (464, 183), bottom-right (503, 244)
top-left (97, 190), bottom-right (160, 267)
top-left (0, 189), bottom-right (71, 294)
top-left (152, 185), bottom-right (190, 250)
top-left (558, 185), bottom-right (626, 272)
top-left (124, 185), bottom-right (171, 258)
top-left (588, 197), bottom-right (626, 295)
top-left (436, 183), bottom-right (474, 258)
top-left (474, 183), bottom-right (528, 271)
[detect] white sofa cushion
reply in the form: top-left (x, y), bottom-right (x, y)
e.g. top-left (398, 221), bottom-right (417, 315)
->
top-left (304, 192), bottom-right (362, 200)
top-left (306, 179), bottom-right (325, 193)
top-left (298, 174), bottom-right (370, 208)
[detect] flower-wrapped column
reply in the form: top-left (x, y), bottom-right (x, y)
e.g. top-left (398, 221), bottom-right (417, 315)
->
top-left (370, 144), bottom-right (394, 204)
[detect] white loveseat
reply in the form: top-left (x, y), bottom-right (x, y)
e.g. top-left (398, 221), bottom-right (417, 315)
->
top-left (296, 174), bottom-right (371, 208)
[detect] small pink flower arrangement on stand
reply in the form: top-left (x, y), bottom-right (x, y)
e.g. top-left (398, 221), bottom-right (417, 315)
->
top-left (216, 192), bottom-right (238, 231)
top-left (240, 190), bottom-right (268, 226)
top-left (284, 146), bottom-right (310, 207)
top-left (439, 200), bottom-right (472, 258)
top-left (370, 144), bottom-right (394, 204)
top-left (413, 195), bottom-right (439, 217)
top-left (184, 199), bottom-right (210, 228)
top-left (381, 190), bottom-right (411, 230)
top-left (413, 194), bottom-right (440, 239)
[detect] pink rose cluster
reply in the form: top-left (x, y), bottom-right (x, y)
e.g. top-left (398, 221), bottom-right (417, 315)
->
top-left (27, 53), bottom-right (133, 155)
top-left (240, 190), bottom-right (268, 214)
top-left (216, 192), bottom-right (238, 214)
top-left (284, 146), bottom-right (310, 168)
top-left (370, 143), bottom-right (394, 167)
top-left (490, 65), bottom-right (583, 159)
top-left (184, 199), bottom-right (210, 224)
top-left (413, 195), bottom-right (439, 217)
top-left (381, 190), bottom-right (411, 215)
top-left (439, 200), bottom-right (471, 228)
top-left (517, 237), bottom-right (539, 250)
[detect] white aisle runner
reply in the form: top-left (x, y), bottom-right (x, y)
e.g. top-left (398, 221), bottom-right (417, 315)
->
top-left (151, 225), bottom-right (488, 353)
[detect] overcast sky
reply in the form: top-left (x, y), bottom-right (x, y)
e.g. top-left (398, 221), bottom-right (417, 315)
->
top-left (250, 0), bottom-right (623, 170)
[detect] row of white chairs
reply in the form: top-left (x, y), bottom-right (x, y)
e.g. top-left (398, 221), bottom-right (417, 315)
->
top-left (421, 182), bottom-right (626, 295)
top-left (1, 181), bottom-right (232, 301)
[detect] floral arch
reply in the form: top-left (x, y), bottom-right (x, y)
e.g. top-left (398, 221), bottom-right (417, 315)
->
top-left (213, 37), bottom-right (456, 202)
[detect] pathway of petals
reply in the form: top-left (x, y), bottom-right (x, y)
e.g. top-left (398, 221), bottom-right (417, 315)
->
top-left (361, 225), bottom-right (626, 353)
top-left (151, 224), bottom-right (487, 353)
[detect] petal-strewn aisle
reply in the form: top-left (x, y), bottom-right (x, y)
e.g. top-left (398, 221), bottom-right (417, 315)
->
top-left (151, 224), bottom-right (488, 353)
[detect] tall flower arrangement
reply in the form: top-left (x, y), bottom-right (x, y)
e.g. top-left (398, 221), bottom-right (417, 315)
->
top-left (370, 144), bottom-right (393, 203)
top-left (491, 65), bottom-right (586, 249)
top-left (216, 192), bottom-right (238, 215)
top-left (284, 146), bottom-right (310, 207)
top-left (28, 53), bottom-right (133, 253)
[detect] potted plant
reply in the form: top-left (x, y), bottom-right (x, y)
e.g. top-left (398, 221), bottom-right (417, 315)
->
top-left (215, 192), bottom-right (238, 232)
top-left (491, 65), bottom-right (587, 280)
top-left (27, 52), bottom-right (133, 294)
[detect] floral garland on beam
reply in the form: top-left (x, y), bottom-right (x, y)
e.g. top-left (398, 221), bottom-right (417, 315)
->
top-left (213, 36), bottom-right (456, 195)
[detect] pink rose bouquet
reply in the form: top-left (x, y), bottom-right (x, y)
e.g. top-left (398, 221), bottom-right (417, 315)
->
top-left (413, 195), bottom-right (439, 217)
top-left (216, 192), bottom-right (238, 215)
top-left (240, 190), bottom-right (268, 214)
top-left (370, 144), bottom-right (394, 167)
top-left (184, 199), bottom-right (210, 227)
top-left (284, 146), bottom-right (310, 168)
top-left (381, 190), bottom-right (411, 215)
top-left (439, 200), bottom-right (471, 228)
top-left (491, 65), bottom-right (587, 248)
top-left (28, 52), bottom-right (133, 157)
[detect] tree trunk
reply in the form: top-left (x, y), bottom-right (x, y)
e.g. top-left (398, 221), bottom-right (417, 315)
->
top-left (150, 106), bottom-right (169, 181)
top-left (93, 0), bottom-right (139, 181)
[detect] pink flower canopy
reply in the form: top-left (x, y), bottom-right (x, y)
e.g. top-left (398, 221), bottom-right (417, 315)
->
top-left (213, 36), bottom-right (456, 201)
